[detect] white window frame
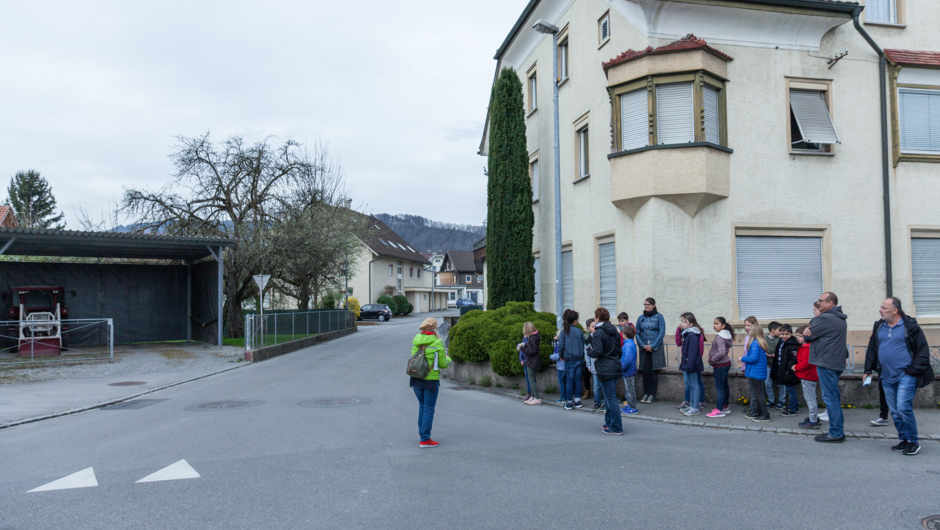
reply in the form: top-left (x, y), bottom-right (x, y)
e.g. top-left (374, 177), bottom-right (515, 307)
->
top-left (465, 275), bottom-right (472, 283)
top-left (530, 154), bottom-right (540, 202)
top-left (528, 69), bottom-right (538, 113)
top-left (388, 264), bottom-right (393, 277)
top-left (655, 82), bottom-right (695, 145)
top-left (786, 78), bottom-right (837, 154)
top-left (559, 37), bottom-right (569, 81)
top-left (578, 126), bottom-right (590, 178)
top-left (598, 11), bottom-right (610, 47)
top-left (898, 87), bottom-right (940, 155)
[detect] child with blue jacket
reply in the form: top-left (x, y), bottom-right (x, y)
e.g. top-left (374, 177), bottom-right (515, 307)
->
top-left (740, 316), bottom-right (771, 422)
top-left (678, 313), bottom-right (705, 416)
top-left (620, 325), bottom-right (639, 414)
top-left (549, 331), bottom-right (567, 404)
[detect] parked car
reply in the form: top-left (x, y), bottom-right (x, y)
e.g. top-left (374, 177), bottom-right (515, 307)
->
top-left (358, 304), bottom-right (393, 322)
top-left (455, 298), bottom-right (476, 308)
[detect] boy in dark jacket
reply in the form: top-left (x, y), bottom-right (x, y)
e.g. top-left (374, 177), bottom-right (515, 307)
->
top-left (774, 324), bottom-right (801, 416)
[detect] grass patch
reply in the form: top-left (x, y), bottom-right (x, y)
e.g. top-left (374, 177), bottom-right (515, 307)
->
top-left (479, 375), bottom-right (492, 387)
top-left (511, 383), bottom-right (519, 390)
top-left (544, 385), bottom-right (558, 394)
top-left (495, 382), bottom-right (503, 388)
top-left (467, 377), bottom-right (477, 386)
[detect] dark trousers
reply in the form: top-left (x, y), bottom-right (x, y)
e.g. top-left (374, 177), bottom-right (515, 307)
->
top-left (713, 366), bottom-right (731, 410)
top-left (642, 369), bottom-right (659, 398)
top-left (878, 378), bottom-right (889, 420)
top-left (748, 378), bottom-right (768, 417)
top-left (599, 377), bottom-right (623, 433)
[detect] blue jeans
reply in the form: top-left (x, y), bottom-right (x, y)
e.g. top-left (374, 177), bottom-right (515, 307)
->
top-left (785, 385), bottom-right (799, 411)
top-left (622, 375), bottom-right (637, 408)
top-left (683, 372), bottom-right (702, 412)
top-left (524, 366), bottom-right (531, 393)
top-left (684, 372), bottom-right (705, 404)
top-left (764, 374), bottom-right (776, 403)
top-left (882, 374), bottom-right (919, 444)
top-left (593, 374), bottom-right (603, 405)
top-left (599, 377), bottom-right (623, 433)
top-left (713, 366), bottom-right (730, 410)
top-left (817, 367), bottom-right (844, 438)
top-left (557, 369), bottom-right (568, 402)
top-left (564, 360), bottom-right (584, 403)
top-left (413, 384), bottom-right (439, 442)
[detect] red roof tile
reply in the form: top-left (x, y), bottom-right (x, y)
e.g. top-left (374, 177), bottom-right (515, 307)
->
top-left (0, 206), bottom-right (18, 228)
top-left (885, 49), bottom-right (940, 68)
top-left (603, 34), bottom-right (733, 72)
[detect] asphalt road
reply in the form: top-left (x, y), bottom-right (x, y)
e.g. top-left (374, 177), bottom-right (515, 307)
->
top-left (1, 315), bottom-right (939, 529)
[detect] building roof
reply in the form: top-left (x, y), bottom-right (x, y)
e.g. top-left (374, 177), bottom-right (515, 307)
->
top-left (0, 206), bottom-right (18, 228)
top-left (0, 227), bottom-right (233, 261)
top-left (885, 49), bottom-right (940, 68)
top-left (443, 250), bottom-right (478, 273)
top-left (362, 215), bottom-right (430, 265)
top-left (603, 34), bottom-right (733, 72)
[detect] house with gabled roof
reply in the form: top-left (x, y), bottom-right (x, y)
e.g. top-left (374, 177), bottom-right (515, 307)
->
top-left (439, 250), bottom-right (484, 306)
top-left (346, 215), bottom-right (448, 313)
top-left (0, 206), bottom-right (18, 228)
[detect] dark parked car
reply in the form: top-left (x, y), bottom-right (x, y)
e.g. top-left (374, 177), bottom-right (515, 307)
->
top-left (455, 298), bottom-right (476, 308)
top-left (358, 304), bottom-right (393, 322)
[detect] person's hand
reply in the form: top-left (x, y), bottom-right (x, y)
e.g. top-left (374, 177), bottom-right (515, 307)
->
top-left (803, 327), bottom-right (812, 337)
top-left (644, 345), bottom-right (652, 352)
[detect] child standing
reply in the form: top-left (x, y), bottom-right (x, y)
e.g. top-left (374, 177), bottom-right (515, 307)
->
top-left (678, 313), bottom-right (705, 416)
top-left (675, 322), bottom-right (706, 411)
top-left (741, 316), bottom-right (770, 422)
top-left (549, 331), bottom-right (567, 404)
top-left (620, 325), bottom-right (639, 414)
top-left (706, 317), bottom-right (735, 418)
top-left (775, 324), bottom-right (801, 416)
top-left (519, 322), bottom-right (542, 405)
top-left (793, 324), bottom-right (821, 429)
top-left (584, 318), bottom-right (603, 409)
top-left (765, 322), bottom-right (782, 409)
top-left (617, 312), bottom-right (633, 332)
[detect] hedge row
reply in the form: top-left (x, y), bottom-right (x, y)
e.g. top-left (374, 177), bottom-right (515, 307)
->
top-left (447, 301), bottom-right (556, 377)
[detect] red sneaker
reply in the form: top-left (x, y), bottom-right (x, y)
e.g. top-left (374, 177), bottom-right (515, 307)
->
top-left (419, 440), bottom-right (439, 448)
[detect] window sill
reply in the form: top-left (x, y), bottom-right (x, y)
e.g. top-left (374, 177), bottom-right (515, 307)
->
top-left (789, 150), bottom-right (836, 157)
top-left (864, 22), bottom-right (907, 28)
top-left (898, 153), bottom-right (940, 164)
top-left (608, 142), bottom-right (733, 159)
top-left (573, 175), bottom-right (590, 184)
top-left (598, 38), bottom-right (609, 51)
top-left (526, 108), bottom-right (538, 119)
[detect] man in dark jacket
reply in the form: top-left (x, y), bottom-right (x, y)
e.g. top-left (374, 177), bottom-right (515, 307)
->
top-left (803, 292), bottom-right (848, 443)
top-left (590, 308), bottom-right (623, 435)
top-left (863, 298), bottom-right (935, 456)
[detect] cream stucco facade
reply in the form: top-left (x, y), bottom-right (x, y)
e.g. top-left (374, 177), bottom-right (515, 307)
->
top-left (482, 0), bottom-right (940, 334)
top-left (346, 245), bottom-right (447, 313)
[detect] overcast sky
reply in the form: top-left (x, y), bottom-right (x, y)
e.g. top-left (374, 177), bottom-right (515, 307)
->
top-left (0, 1), bottom-right (527, 228)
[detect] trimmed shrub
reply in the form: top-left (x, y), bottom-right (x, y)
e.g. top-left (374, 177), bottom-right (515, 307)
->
top-left (320, 293), bottom-right (336, 309)
top-left (392, 294), bottom-right (412, 316)
top-left (377, 295), bottom-right (397, 315)
top-left (448, 301), bottom-right (556, 377)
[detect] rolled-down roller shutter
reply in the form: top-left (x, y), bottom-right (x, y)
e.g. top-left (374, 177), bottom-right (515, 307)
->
top-left (656, 83), bottom-right (694, 145)
top-left (562, 250), bottom-right (574, 311)
top-left (912, 238), bottom-right (940, 317)
top-left (621, 89), bottom-right (648, 151)
top-left (704, 85), bottom-right (720, 144)
top-left (735, 236), bottom-right (823, 319)
top-left (899, 88), bottom-right (940, 154)
top-left (598, 241), bottom-right (617, 311)
top-left (533, 257), bottom-right (541, 311)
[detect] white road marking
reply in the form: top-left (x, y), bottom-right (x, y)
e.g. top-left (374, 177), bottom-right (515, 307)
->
top-left (28, 467), bottom-right (98, 492)
top-left (136, 459), bottom-right (201, 483)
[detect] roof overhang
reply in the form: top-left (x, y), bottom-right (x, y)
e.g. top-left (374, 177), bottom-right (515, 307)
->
top-left (0, 228), bottom-right (234, 261)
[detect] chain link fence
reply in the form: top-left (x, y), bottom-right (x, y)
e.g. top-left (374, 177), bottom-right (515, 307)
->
top-left (243, 310), bottom-right (355, 352)
top-left (0, 318), bottom-right (114, 365)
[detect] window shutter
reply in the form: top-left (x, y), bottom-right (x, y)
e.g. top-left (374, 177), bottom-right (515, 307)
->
top-left (601, 17), bottom-right (609, 41)
top-left (598, 242), bottom-right (616, 310)
top-left (789, 90), bottom-right (840, 145)
top-left (562, 250), bottom-right (574, 311)
top-left (735, 236), bottom-right (823, 319)
top-left (656, 83), bottom-right (694, 145)
top-left (533, 257), bottom-right (541, 310)
top-left (704, 85), bottom-right (720, 144)
top-left (899, 88), bottom-right (940, 154)
top-left (912, 238), bottom-right (940, 317)
top-left (866, 0), bottom-right (895, 24)
top-left (621, 89), bottom-right (648, 150)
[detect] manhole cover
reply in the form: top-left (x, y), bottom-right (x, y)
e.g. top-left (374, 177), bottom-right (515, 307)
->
top-left (108, 381), bottom-right (146, 386)
top-left (298, 397), bottom-right (372, 408)
top-left (184, 399), bottom-right (264, 412)
top-left (924, 516), bottom-right (940, 530)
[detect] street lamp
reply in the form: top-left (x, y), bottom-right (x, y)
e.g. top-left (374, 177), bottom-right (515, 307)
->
top-left (532, 19), bottom-right (563, 330)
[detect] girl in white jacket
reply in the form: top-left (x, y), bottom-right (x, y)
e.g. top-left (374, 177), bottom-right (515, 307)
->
top-left (706, 317), bottom-right (735, 418)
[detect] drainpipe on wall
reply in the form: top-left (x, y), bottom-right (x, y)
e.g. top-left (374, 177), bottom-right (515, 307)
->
top-left (852, 7), bottom-right (893, 298)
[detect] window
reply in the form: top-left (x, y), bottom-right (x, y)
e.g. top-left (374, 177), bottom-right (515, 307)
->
top-left (598, 12), bottom-right (610, 47)
top-left (562, 250), bottom-right (574, 310)
top-left (530, 156), bottom-right (539, 202)
top-left (558, 37), bottom-right (569, 81)
top-left (477, 276), bottom-right (483, 283)
top-left (409, 267), bottom-right (413, 278)
top-left (397, 263), bottom-right (402, 275)
top-left (388, 264), bottom-right (393, 277)
top-left (527, 69), bottom-right (538, 113)
top-left (533, 256), bottom-right (541, 310)
top-left (787, 79), bottom-right (839, 153)
top-left (866, 0), bottom-right (897, 24)
top-left (598, 240), bottom-right (616, 310)
top-left (735, 236), bottom-right (824, 319)
top-left (449, 292), bottom-right (456, 301)
top-left (611, 72), bottom-right (727, 152)
top-left (912, 237), bottom-right (940, 317)
top-left (417, 268), bottom-right (421, 279)
top-left (574, 113), bottom-right (590, 180)
top-left (465, 275), bottom-right (472, 283)
top-left (899, 88), bottom-right (940, 155)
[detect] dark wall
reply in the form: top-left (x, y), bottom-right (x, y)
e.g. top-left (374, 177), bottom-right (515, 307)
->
top-left (190, 260), bottom-right (219, 345)
top-left (0, 261), bottom-right (213, 345)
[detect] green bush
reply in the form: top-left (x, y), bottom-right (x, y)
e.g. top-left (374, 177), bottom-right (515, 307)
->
top-left (320, 293), bottom-right (336, 309)
top-left (391, 294), bottom-right (413, 315)
top-left (377, 295), bottom-right (397, 315)
top-left (448, 301), bottom-right (556, 377)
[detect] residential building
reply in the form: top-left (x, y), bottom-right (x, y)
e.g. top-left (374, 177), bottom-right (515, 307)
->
top-left (473, 237), bottom-right (488, 308)
top-left (439, 250), bottom-right (485, 305)
top-left (0, 207), bottom-right (18, 228)
top-left (422, 252), bottom-right (446, 285)
top-left (346, 215), bottom-right (448, 313)
top-left (480, 0), bottom-right (940, 335)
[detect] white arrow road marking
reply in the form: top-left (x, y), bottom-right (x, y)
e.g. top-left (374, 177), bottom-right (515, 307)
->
top-left (136, 459), bottom-right (201, 483)
top-left (28, 467), bottom-right (98, 492)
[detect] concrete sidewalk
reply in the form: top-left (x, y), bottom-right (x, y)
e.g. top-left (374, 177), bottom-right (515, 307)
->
top-left (470, 384), bottom-right (940, 440)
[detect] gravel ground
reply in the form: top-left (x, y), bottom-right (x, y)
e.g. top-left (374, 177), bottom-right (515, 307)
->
top-left (0, 343), bottom-right (244, 385)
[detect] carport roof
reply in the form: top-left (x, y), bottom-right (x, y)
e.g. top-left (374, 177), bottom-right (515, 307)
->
top-left (0, 227), bottom-right (234, 261)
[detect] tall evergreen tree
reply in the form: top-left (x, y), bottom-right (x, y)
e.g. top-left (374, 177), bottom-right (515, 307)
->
top-left (5, 170), bottom-right (65, 229)
top-left (486, 68), bottom-right (534, 310)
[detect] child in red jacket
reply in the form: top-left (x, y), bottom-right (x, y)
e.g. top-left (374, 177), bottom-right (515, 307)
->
top-left (793, 324), bottom-right (820, 429)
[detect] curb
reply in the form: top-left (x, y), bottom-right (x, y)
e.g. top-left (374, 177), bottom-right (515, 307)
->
top-left (0, 363), bottom-right (250, 431)
top-left (455, 383), bottom-right (940, 441)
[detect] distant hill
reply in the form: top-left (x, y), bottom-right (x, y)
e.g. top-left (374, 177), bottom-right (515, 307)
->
top-left (375, 214), bottom-right (484, 253)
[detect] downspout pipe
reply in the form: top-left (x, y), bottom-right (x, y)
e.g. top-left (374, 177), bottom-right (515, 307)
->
top-left (852, 7), bottom-right (893, 298)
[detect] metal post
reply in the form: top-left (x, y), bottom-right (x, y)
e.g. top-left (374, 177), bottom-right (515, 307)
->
top-left (551, 29), bottom-right (563, 330)
top-left (108, 318), bottom-right (114, 362)
top-left (292, 313), bottom-right (295, 341)
top-left (274, 312), bottom-right (277, 345)
top-left (186, 262), bottom-right (192, 341)
top-left (217, 246), bottom-right (224, 347)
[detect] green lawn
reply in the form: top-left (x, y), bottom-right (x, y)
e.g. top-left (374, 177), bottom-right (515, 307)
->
top-left (224, 333), bottom-right (319, 348)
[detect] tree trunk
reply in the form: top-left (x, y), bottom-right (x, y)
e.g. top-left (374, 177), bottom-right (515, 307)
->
top-left (226, 273), bottom-right (243, 339)
top-left (297, 282), bottom-right (310, 310)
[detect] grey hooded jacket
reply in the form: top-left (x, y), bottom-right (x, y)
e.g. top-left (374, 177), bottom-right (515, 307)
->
top-left (806, 306), bottom-right (848, 371)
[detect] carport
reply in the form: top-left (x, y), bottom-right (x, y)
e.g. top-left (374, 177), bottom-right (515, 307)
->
top-left (0, 227), bottom-right (234, 347)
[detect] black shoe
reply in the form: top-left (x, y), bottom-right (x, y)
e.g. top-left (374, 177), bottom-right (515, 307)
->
top-left (564, 401), bottom-right (573, 410)
top-left (903, 442), bottom-right (921, 456)
top-left (814, 434), bottom-right (846, 443)
top-left (745, 410), bottom-right (759, 419)
top-left (592, 402), bottom-right (602, 410)
top-left (780, 410), bottom-right (796, 417)
top-left (751, 415), bottom-right (771, 423)
top-left (892, 440), bottom-right (908, 452)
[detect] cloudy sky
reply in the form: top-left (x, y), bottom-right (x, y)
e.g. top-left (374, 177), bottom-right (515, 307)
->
top-left (0, 0), bottom-right (528, 228)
